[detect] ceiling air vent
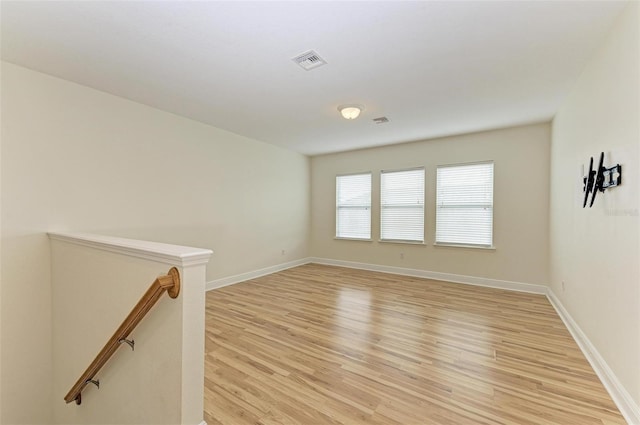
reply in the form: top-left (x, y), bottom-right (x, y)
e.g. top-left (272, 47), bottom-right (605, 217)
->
top-left (373, 117), bottom-right (389, 124)
top-left (292, 50), bottom-right (327, 71)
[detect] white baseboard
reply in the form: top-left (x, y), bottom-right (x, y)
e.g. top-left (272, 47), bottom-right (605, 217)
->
top-left (206, 258), bottom-right (311, 291)
top-left (547, 289), bottom-right (640, 425)
top-left (309, 257), bottom-right (547, 294)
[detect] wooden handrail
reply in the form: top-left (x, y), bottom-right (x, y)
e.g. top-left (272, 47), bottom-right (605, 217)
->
top-left (64, 267), bottom-right (181, 405)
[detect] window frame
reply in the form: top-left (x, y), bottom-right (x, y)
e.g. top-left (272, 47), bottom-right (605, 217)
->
top-left (435, 160), bottom-right (494, 249)
top-left (379, 166), bottom-right (426, 244)
top-left (335, 171), bottom-right (373, 241)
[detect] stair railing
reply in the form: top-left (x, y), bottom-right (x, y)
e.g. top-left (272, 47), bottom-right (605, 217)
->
top-left (64, 267), bottom-right (181, 405)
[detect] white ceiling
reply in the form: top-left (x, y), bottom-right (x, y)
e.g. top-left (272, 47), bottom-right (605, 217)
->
top-left (0, 1), bottom-right (627, 156)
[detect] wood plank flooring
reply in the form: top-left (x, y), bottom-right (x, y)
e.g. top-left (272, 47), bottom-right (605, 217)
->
top-left (204, 264), bottom-right (625, 425)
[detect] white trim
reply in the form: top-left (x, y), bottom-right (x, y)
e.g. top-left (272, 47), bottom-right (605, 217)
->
top-left (434, 242), bottom-right (496, 250)
top-left (197, 421), bottom-right (207, 425)
top-left (334, 237), bottom-right (373, 242)
top-left (48, 232), bottom-right (213, 267)
top-left (546, 289), bottom-right (640, 425)
top-left (309, 257), bottom-right (546, 294)
top-left (206, 258), bottom-right (312, 291)
top-left (379, 239), bottom-right (426, 245)
top-left (437, 159), bottom-right (494, 168)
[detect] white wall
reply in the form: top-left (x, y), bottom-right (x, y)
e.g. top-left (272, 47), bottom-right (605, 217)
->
top-left (550, 1), bottom-right (640, 414)
top-left (0, 62), bottom-right (310, 424)
top-left (0, 51), bottom-right (3, 424)
top-left (311, 123), bottom-right (550, 286)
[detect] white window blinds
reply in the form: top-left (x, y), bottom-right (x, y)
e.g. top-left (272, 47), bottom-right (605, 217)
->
top-left (336, 173), bottom-right (371, 239)
top-left (380, 168), bottom-right (425, 242)
top-left (436, 162), bottom-right (494, 246)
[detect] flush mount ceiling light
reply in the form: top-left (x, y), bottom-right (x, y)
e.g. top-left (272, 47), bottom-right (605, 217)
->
top-left (338, 105), bottom-right (363, 120)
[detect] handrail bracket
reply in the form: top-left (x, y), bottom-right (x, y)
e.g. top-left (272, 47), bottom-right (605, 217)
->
top-left (118, 338), bottom-right (135, 351)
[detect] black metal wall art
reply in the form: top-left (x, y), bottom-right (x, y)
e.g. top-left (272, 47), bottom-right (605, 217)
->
top-left (583, 152), bottom-right (622, 208)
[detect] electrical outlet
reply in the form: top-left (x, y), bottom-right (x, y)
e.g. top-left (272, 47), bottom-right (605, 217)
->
top-left (281, 249), bottom-right (285, 256)
top-left (562, 281), bottom-right (565, 292)
top-left (400, 252), bottom-right (404, 260)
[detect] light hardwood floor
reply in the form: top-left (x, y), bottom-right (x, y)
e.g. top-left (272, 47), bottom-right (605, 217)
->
top-left (204, 264), bottom-right (625, 425)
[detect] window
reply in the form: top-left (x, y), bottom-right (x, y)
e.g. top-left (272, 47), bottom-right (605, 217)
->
top-left (436, 162), bottom-right (494, 247)
top-left (336, 173), bottom-right (371, 239)
top-left (380, 168), bottom-right (425, 242)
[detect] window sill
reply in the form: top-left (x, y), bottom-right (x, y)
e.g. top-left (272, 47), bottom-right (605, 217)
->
top-left (433, 242), bottom-right (496, 251)
top-left (334, 237), bottom-right (373, 242)
top-left (378, 239), bottom-right (426, 246)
